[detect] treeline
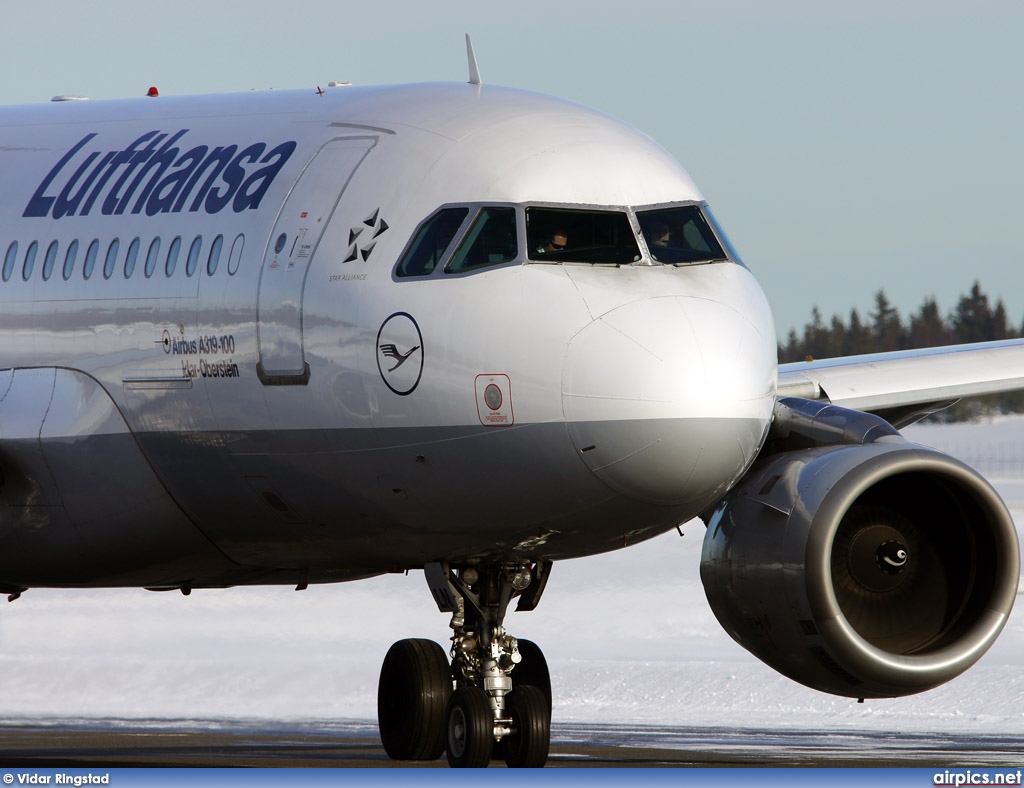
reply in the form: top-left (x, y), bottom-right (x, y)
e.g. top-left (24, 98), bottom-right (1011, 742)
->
top-left (779, 281), bottom-right (1024, 420)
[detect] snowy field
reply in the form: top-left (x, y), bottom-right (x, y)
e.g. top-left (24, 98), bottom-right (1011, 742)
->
top-left (0, 416), bottom-right (1022, 736)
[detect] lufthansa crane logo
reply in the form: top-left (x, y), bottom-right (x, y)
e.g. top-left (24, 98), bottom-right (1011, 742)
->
top-left (376, 312), bottom-right (424, 396)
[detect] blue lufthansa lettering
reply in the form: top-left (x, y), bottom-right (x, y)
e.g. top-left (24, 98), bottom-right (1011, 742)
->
top-left (23, 133), bottom-right (98, 217)
top-left (52, 150), bottom-right (111, 219)
top-left (204, 143), bottom-right (260, 214)
top-left (234, 141), bottom-right (296, 212)
top-left (125, 129), bottom-right (190, 215)
top-left (145, 145), bottom-right (208, 216)
top-left (24, 130), bottom-right (297, 219)
top-left (186, 144), bottom-right (237, 213)
top-left (84, 131), bottom-right (161, 216)
top-left (101, 131), bottom-right (171, 215)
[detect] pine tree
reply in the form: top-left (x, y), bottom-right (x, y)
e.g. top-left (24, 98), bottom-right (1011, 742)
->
top-left (952, 281), bottom-right (996, 342)
top-left (992, 299), bottom-right (1014, 340)
top-left (846, 308), bottom-right (874, 355)
top-left (909, 297), bottom-right (955, 348)
top-left (801, 306), bottom-right (828, 360)
top-left (829, 314), bottom-right (847, 358)
top-left (780, 328), bottom-right (800, 361)
top-left (870, 290), bottom-right (903, 352)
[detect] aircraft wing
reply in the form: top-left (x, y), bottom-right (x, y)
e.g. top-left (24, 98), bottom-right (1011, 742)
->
top-left (777, 338), bottom-right (1024, 425)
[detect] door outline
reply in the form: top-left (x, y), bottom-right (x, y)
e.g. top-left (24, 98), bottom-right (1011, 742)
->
top-left (256, 135), bottom-right (377, 385)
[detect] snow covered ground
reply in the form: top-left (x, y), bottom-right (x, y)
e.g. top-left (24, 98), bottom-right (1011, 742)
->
top-left (0, 416), bottom-right (1021, 735)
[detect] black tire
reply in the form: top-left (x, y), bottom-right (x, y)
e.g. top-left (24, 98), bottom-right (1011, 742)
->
top-left (378, 638), bottom-right (451, 761)
top-left (445, 686), bottom-right (494, 767)
top-left (503, 685), bottom-right (550, 768)
top-left (515, 639), bottom-right (552, 720)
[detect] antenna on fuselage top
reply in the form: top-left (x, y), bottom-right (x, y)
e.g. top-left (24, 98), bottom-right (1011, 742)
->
top-left (466, 34), bottom-right (483, 85)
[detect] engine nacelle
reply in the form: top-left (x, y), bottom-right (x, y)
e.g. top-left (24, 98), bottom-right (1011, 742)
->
top-left (701, 441), bottom-right (1020, 699)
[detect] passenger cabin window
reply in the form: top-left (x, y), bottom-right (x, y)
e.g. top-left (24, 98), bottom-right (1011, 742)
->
top-left (63, 240), bottom-right (79, 281)
top-left (0, 232), bottom-right (238, 289)
top-left (22, 241), bottom-right (38, 281)
top-left (144, 238), bottom-right (161, 278)
top-left (527, 207), bottom-right (640, 264)
top-left (3, 242), bottom-right (17, 282)
top-left (227, 234), bottom-right (244, 275)
top-left (207, 235), bottom-right (224, 275)
top-left (637, 205), bottom-right (727, 264)
top-left (445, 207), bottom-right (517, 274)
top-left (185, 236), bottom-right (202, 277)
top-left (82, 240), bottom-right (99, 280)
top-left (102, 239), bottom-right (120, 279)
top-left (42, 241), bottom-right (59, 281)
top-left (124, 238), bottom-right (140, 278)
top-left (396, 207), bottom-right (468, 277)
top-left (165, 236), bottom-right (182, 277)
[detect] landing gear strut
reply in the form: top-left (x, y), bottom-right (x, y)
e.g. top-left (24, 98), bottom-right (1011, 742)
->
top-left (377, 561), bottom-right (552, 767)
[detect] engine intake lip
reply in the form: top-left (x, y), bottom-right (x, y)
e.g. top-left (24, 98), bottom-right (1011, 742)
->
top-left (805, 445), bottom-right (1020, 693)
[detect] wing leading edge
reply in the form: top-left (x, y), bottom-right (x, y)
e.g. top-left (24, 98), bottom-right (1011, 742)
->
top-left (777, 338), bottom-right (1024, 426)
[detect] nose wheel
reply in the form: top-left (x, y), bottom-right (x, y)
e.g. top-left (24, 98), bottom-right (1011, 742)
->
top-left (378, 561), bottom-right (553, 767)
top-left (502, 684), bottom-right (550, 767)
top-left (445, 686), bottom-right (494, 767)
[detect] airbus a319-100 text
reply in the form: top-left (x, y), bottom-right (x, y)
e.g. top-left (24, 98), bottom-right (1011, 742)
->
top-left (0, 41), bottom-right (1020, 767)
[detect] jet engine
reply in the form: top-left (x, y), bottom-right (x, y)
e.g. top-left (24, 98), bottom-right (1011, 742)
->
top-left (700, 398), bottom-right (1020, 699)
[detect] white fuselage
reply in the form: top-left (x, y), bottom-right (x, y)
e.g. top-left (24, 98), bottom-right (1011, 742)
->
top-left (0, 83), bottom-right (776, 589)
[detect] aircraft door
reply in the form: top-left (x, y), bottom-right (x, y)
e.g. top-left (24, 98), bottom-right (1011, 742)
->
top-left (257, 136), bottom-right (376, 385)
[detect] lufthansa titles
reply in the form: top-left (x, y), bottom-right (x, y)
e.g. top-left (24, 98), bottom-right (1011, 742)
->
top-left (25, 129), bottom-right (297, 220)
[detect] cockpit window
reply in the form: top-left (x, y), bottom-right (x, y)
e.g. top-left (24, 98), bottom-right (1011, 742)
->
top-left (637, 205), bottom-right (727, 264)
top-left (527, 207), bottom-right (640, 264)
top-left (701, 204), bottom-right (744, 266)
top-left (445, 207), bottom-right (517, 274)
top-left (396, 207), bottom-right (468, 277)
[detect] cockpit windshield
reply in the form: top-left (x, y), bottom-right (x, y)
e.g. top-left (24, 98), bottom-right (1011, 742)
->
top-left (527, 207), bottom-right (641, 264)
top-left (394, 202), bottom-right (737, 281)
top-left (636, 205), bottom-right (727, 264)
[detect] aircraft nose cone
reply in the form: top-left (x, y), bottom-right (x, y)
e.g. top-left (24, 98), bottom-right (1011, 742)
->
top-left (562, 296), bottom-right (776, 506)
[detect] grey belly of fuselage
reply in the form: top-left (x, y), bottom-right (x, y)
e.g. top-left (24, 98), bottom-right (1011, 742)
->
top-left (0, 417), bottom-right (762, 589)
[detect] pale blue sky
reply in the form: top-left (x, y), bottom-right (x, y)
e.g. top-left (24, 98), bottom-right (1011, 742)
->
top-left (3, 0), bottom-right (1021, 337)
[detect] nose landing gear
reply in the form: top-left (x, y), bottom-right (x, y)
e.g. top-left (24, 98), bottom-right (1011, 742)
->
top-left (377, 561), bottom-right (552, 767)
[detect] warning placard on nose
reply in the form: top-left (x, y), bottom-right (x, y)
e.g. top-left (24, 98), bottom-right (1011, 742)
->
top-left (475, 374), bottom-right (514, 427)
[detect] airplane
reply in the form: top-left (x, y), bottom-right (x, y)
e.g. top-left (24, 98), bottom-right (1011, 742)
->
top-left (0, 38), bottom-right (1020, 767)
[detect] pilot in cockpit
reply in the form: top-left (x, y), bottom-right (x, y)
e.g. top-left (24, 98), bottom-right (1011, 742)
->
top-left (648, 222), bottom-right (671, 250)
top-left (536, 229), bottom-right (569, 255)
